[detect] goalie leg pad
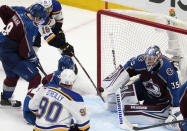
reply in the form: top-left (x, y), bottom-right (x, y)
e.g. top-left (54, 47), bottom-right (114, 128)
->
top-left (121, 84), bottom-right (138, 105)
top-left (106, 84), bottom-right (138, 112)
top-left (107, 93), bottom-right (117, 112)
top-left (102, 65), bottom-right (130, 93)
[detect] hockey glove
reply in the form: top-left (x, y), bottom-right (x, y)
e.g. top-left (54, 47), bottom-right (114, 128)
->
top-left (181, 118), bottom-right (187, 131)
top-left (61, 43), bottom-right (74, 57)
top-left (165, 107), bottom-right (183, 130)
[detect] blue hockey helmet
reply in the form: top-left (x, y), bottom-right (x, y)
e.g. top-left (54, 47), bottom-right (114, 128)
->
top-left (29, 3), bottom-right (47, 24)
top-left (58, 54), bottom-right (74, 71)
top-left (144, 45), bottom-right (162, 72)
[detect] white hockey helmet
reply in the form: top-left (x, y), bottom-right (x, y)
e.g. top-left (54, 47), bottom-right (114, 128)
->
top-left (38, 0), bottom-right (52, 8)
top-left (59, 69), bottom-right (76, 86)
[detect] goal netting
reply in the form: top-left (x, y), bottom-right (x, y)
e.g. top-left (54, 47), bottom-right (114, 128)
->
top-left (97, 9), bottom-right (187, 90)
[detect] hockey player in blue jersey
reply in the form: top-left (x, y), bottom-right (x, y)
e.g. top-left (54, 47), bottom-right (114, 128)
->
top-left (0, 4), bottom-right (47, 107)
top-left (103, 45), bottom-right (183, 130)
top-left (23, 54), bottom-right (77, 125)
top-left (33, 0), bottom-right (66, 50)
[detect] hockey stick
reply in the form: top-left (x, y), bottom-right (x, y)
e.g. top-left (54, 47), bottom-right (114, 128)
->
top-left (32, 48), bottom-right (50, 83)
top-left (133, 120), bottom-right (183, 130)
top-left (73, 55), bottom-right (105, 102)
top-left (115, 88), bottom-right (134, 130)
top-left (109, 33), bottom-right (117, 69)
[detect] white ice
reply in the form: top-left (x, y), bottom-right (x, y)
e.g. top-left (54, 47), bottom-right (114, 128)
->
top-left (0, 0), bottom-right (172, 131)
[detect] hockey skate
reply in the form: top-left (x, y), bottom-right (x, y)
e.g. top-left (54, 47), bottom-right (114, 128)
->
top-left (0, 93), bottom-right (21, 108)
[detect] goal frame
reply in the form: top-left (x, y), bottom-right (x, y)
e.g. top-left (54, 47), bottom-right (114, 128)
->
top-left (97, 9), bottom-right (187, 91)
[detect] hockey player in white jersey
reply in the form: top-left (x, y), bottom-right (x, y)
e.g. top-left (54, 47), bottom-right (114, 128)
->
top-left (29, 69), bottom-right (90, 131)
top-left (33, 0), bottom-right (66, 50)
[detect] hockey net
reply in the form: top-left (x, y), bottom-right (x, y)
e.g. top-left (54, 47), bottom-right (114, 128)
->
top-left (97, 9), bottom-right (187, 90)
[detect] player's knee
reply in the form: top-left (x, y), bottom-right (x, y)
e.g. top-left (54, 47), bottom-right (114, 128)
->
top-left (4, 77), bottom-right (19, 87)
top-left (28, 73), bottom-right (41, 91)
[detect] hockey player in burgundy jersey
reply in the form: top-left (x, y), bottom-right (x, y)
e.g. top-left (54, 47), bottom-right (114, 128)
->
top-left (0, 4), bottom-right (47, 107)
top-left (103, 45), bottom-right (183, 130)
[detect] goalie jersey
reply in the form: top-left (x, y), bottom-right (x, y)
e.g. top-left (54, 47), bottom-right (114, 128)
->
top-left (124, 54), bottom-right (181, 107)
top-left (29, 83), bottom-right (90, 131)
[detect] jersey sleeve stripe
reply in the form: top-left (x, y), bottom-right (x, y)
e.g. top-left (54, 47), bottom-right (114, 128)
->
top-left (43, 86), bottom-right (74, 101)
top-left (52, 10), bottom-right (61, 14)
top-left (56, 20), bottom-right (63, 23)
top-left (47, 18), bottom-right (52, 25)
top-left (44, 33), bottom-right (56, 43)
top-left (77, 120), bottom-right (90, 130)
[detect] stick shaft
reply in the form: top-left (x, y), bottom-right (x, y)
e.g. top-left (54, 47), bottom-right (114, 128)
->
top-left (73, 55), bottom-right (105, 102)
top-left (133, 120), bottom-right (182, 130)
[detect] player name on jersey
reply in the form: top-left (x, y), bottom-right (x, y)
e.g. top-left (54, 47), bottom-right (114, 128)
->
top-left (46, 89), bottom-right (64, 101)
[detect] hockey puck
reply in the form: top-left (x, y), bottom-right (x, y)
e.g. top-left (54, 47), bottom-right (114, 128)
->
top-left (99, 87), bottom-right (104, 92)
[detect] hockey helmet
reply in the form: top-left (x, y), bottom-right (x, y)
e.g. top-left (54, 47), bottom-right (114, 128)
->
top-left (38, 0), bottom-right (53, 16)
top-left (29, 3), bottom-right (47, 24)
top-left (58, 55), bottom-right (74, 71)
top-left (59, 69), bottom-right (76, 86)
top-left (144, 45), bottom-right (162, 71)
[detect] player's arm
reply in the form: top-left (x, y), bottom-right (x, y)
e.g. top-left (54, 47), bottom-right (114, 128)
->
top-left (0, 5), bottom-right (15, 24)
top-left (39, 25), bottom-right (74, 57)
top-left (65, 99), bottom-right (90, 131)
top-left (166, 71), bottom-right (181, 107)
top-left (42, 73), bottom-right (54, 85)
top-left (28, 87), bottom-right (44, 113)
top-left (123, 55), bottom-right (145, 77)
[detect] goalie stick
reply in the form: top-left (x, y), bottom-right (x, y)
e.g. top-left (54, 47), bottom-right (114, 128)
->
top-left (73, 55), bottom-right (105, 102)
top-left (133, 120), bottom-right (182, 130)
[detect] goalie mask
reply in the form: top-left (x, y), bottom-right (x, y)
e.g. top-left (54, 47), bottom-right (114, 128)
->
top-left (144, 45), bottom-right (162, 72)
top-left (59, 69), bottom-right (76, 86)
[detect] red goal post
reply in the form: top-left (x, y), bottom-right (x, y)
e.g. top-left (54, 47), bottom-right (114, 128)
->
top-left (97, 9), bottom-right (187, 91)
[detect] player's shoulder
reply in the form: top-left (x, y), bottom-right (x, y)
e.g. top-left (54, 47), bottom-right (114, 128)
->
top-left (52, 0), bottom-right (62, 14)
top-left (124, 54), bottom-right (146, 69)
top-left (43, 84), bottom-right (84, 102)
top-left (158, 56), bottom-right (177, 77)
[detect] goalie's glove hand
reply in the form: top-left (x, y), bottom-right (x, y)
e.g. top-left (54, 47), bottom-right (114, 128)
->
top-left (61, 43), bottom-right (74, 57)
top-left (165, 107), bottom-right (183, 130)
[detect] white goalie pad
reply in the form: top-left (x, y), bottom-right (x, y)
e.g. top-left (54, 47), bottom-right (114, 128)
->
top-left (107, 84), bottom-right (138, 112)
top-left (102, 65), bottom-right (130, 93)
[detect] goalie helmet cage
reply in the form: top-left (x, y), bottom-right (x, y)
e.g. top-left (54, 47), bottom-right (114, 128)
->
top-left (97, 9), bottom-right (187, 91)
